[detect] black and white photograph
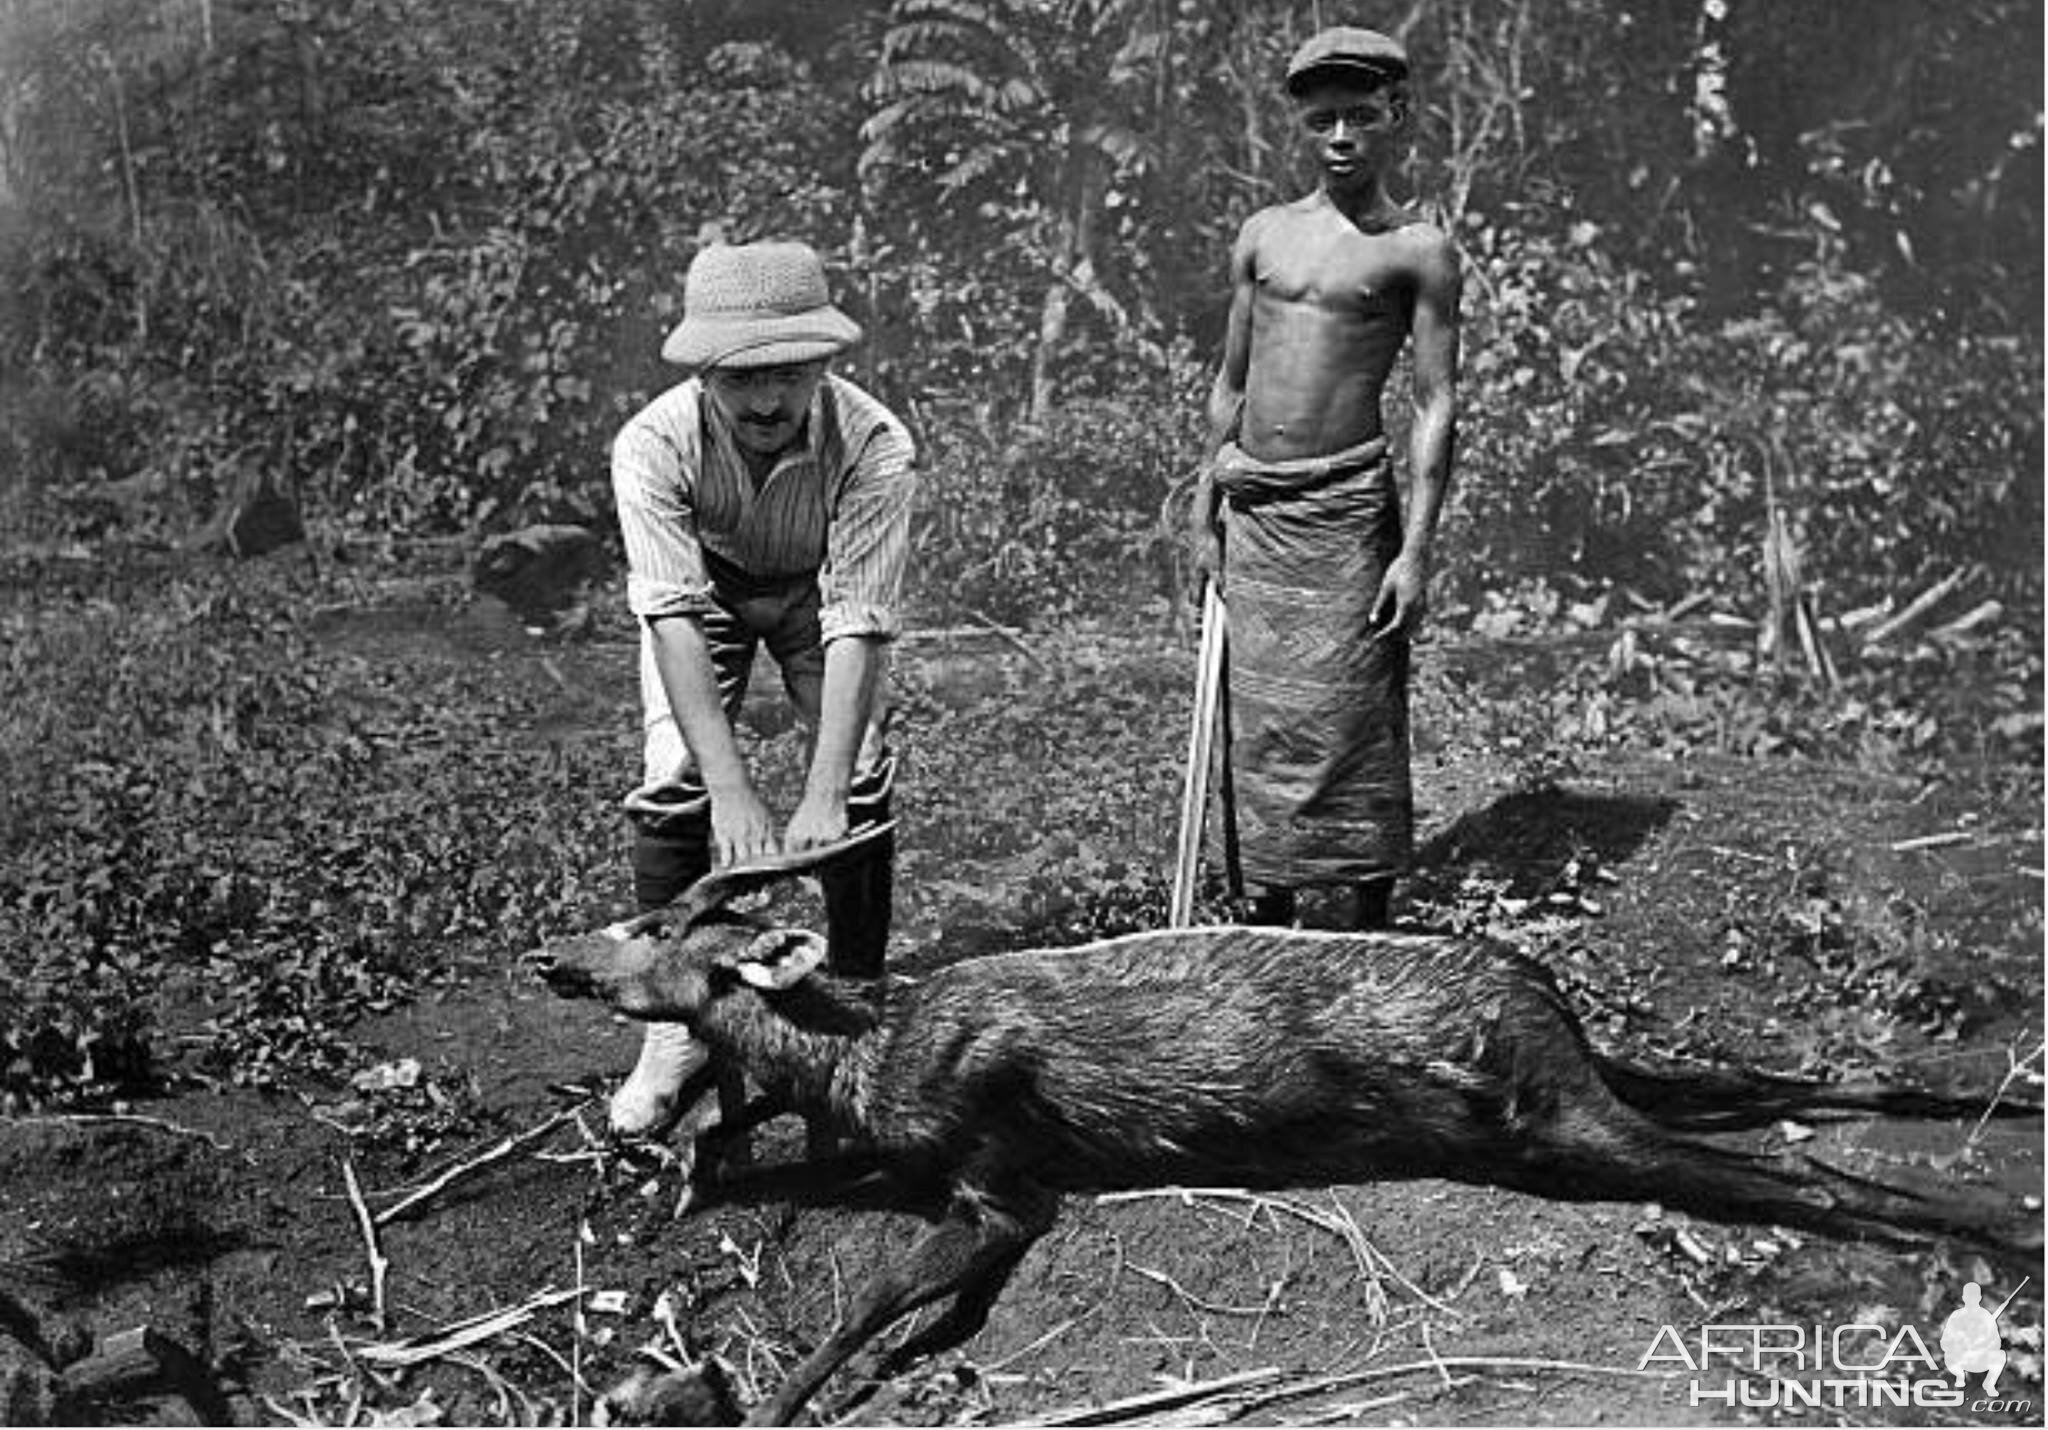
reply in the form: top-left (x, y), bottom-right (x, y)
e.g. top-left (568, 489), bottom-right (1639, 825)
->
top-left (0, 1), bottom-right (2040, 1424)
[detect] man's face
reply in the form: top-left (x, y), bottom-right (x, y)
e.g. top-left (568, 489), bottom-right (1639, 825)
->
top-left (1293, 75), bottom-right (1407, 192)
top-left (702, 361), bottom-right (827, 457)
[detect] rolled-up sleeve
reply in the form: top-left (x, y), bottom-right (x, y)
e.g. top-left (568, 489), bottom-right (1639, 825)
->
top-left (612, 412), bottom-right (716, 620)
top-left (818, 418), bottom-right (916, 642)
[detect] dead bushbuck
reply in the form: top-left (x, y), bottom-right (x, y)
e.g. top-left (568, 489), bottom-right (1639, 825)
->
top-left (528, 830), bottom-right (2040, 1425)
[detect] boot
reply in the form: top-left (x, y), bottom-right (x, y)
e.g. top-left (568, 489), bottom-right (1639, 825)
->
top-left (613, 789), bottom-right (714, 1137)
top-left (821, 755), bottom-right (895, 979)
top-left (1347, 877), bottom-right (1395, 931)
top-left (609, 1023), bottom-right (712, 1138)
top-left (1248, 885), bottom-right (1297, 928)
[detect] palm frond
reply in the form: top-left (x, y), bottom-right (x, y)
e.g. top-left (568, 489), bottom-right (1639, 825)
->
top-left (1076, 120), bottom-right (1153, 169)
top-left (936, 142), bottom-right (1016, 194)
top-left (872, 57), bottom-right (1008, 109)
top-left (893, 0), bottom-right (1001, 32)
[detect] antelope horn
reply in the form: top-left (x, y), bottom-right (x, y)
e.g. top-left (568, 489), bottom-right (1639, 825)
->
top-left (663, 819), bottom-right (899, 931)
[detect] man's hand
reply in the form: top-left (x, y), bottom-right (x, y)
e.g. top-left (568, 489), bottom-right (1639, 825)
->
top-left (710, 785), bottom-right (780, 865)
top-left (1187, 516), bottom-right (1224, 605)
top-left (783, 788), bottom-right (850, 853)
top-left (1369, 551), bottom-right (1430, 640)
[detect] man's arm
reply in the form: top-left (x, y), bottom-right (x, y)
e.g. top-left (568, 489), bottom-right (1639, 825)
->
top-left (645, 614), bottom-right (778, 864)
top-left (612, 397), bottom-right (777, 864)
top-left (784, 634), bottom-right (886, 850)
top-left (1369, 227), bottom-right (1462, 638)
top-left (1190, 216), bottom-right (1260, 594)
top-left (785, 401), bottom-right (915, 851)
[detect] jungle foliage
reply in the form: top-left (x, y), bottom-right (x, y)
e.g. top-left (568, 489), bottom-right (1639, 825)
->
top-left (0, 0), bottom-right (2038, 609)
top-left (0, 0), bottom-right (2041, 1107)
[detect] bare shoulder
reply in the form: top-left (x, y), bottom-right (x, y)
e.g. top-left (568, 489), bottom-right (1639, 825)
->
top-left (1389, 217), bottom-right (1458, 262)
top-left (1390, 219), bottom-right (1462, 294)
top-left (1234, 200), bottom-right (1288, 252)
top-left (1241, 195), bottom-right (1328, 245)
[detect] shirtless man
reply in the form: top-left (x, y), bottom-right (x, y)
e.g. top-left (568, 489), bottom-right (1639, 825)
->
top-left (1189, 26), bottom-right (1461, 930)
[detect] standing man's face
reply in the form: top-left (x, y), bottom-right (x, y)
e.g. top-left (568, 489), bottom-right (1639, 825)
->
top-left (703, 362), bottom-right (827, 457)
top-left (1293, 76), bottom-right (1408, 194)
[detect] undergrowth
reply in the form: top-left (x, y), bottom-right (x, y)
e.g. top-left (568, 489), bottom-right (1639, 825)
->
top-left (0, 541), bottom-right (2038, 1110)
top-left (0, 550), bottom-right (631, 1110)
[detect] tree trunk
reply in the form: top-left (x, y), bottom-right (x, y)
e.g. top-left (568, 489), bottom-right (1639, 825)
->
top-left (1028, 259), bottom-right (1070, 426)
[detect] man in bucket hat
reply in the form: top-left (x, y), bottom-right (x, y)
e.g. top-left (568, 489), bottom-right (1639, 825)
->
top-left (607, 239), bottom-right (915, 1136)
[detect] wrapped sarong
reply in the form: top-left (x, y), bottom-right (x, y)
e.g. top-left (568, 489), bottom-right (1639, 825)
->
top-left (1214, 437), bottom-right (1411, 885)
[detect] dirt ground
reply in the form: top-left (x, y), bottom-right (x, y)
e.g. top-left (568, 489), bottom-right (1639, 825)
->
top-left (1, 609), bottom-right (2041, 1428)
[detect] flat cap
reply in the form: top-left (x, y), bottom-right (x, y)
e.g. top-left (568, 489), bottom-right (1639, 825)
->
top-left (1284, 26), bottom-right (1409, 94)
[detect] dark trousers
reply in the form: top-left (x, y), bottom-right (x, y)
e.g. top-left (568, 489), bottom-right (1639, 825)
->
top-left (629, 758), bottom-right (896, 976)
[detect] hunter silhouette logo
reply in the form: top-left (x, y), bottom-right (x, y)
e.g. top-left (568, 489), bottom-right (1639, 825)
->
top-left (1640, 1275), bottom-right (2035, 1414)
top-left (1942, 1279), bottom-right (2025, 1396)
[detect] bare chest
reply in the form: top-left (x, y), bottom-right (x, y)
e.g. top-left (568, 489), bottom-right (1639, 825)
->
top-left (1254, 223), bottom-right (1414, 316)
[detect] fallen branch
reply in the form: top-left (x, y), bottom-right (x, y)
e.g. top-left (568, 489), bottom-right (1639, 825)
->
top-left (352, 1287), bottom-right (583, 1369)
top-left (1207, 1354), bottom-right (1677, 1423)
top-left (1888, 831), bottom-right (1975, 853)
top-left (1929, 598), bottom-right (2002, 641)
top-left (1035, 1365), bottom-right (1284, 1426)
top-left (339, 1158), bottom-right (389, 1333)
top-left (1297, 1388), bottom-right (1417, 1424)
top-left (1036, 1337), bottom-right (1682, 1426)
top-left (967, 607), bottom-right (1047, 668)
top-left (5, 1112), bottom-right (233, 1153)
top-left (905, 622), bottom-right (1030, 644)
top-left (372, 1104), bottom-right (585, 1227)
top-left (1128, 1264), bottom-right (1277, 1319)
top-left (1967, 1037), bottom-right (2047, 1149)
top-left (1863, 569), bottom-right (1968, 647)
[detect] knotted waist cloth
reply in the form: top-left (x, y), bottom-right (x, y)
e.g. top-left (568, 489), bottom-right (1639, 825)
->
top-left (1213, 436), bottom-right (1412, 885)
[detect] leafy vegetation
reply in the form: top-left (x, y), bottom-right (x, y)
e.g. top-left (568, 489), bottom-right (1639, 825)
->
top-left (0, 552), bottom-right (634, 1108)
top-left (0, 0), bottom-right (2039, 1107)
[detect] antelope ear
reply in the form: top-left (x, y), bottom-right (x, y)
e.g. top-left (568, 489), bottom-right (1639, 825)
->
top-left (735, 929), bottom-right (828, 990)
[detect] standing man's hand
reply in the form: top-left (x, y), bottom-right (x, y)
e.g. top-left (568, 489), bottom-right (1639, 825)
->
top-left (1369, 551), bottom-right (1430, 640)
top-left (1188, 518), bottom-right (1224, 605)
top-left (1186, 460), bottom-right (1226, 606)
top-left (710, 784), bottom-right (780, 865)
top-left (783, 788), bottom-right (851, 853)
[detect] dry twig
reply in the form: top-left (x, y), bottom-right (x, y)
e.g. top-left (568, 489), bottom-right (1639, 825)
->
top-left (1098, 1187), bottom-right (1462, 1321)
top-left (1035, 1365), bottom-right (1284, 1426)
top-left (6, 1112), bottom-right (235, 1153)
top-left (1968, 1036), bottom-right (2047, 1148)
top-left (339, 1157), bottom-right (390, 1332)
top-left (1888, 830), bottom-right (1976, 853)
top-left (1863, 568), bottom-right (1969, 646)
top-left (1128, 1263), bottom-right (1277, 1319)
top-left (352, 1288), bottom-right (583, 1370)
top-left (373, 1104), bottom-right (586, 1227)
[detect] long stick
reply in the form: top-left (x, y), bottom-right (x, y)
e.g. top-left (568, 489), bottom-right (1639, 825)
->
top-left (1215, 611), bottom-right (1242, 900)
top-left (1863, 567), bottom-right (1967, 646)
top-left (1170, 582), bottom-right (1228, 927)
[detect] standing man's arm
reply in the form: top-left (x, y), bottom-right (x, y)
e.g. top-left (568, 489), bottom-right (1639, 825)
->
top-left (645, 617), bottom-right (779, 863)
top-left (1190, 217), bottom-right (1259, 595)
top-left (783, 416), bottom-right (917, 851)
top-left (785, 635), bottom-right (887, 848)
top-left (1369, 229), bottom-right (1462, 639)
top-left (614, 412), bottom-right (779, 865)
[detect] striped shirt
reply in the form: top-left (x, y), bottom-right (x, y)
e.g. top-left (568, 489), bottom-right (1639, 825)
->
top-left (612, 375), bottom-right (917, 642)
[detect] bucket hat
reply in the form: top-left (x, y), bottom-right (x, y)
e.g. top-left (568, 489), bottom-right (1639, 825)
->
top-left (660, 241), bottom-right (862, 370)
top-left (1284, 26), bottom-right (1409, 96)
